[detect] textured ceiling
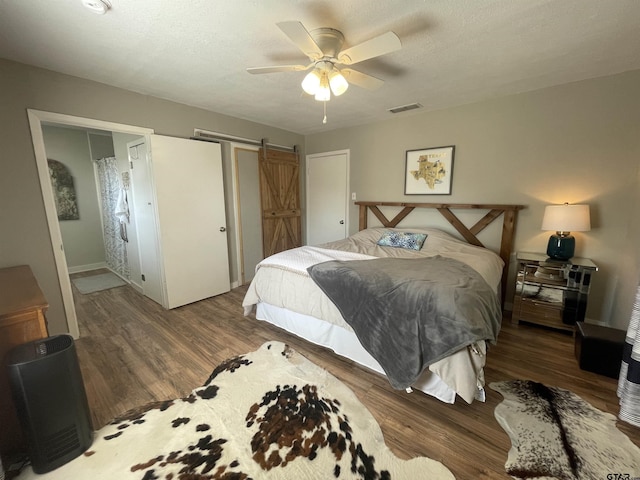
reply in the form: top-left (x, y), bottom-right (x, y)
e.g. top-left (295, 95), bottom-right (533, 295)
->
top-left (1, 0), bottom-right (639, 135)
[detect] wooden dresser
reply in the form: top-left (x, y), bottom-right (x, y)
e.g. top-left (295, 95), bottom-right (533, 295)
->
top-left (0, 265), bottom-right (49, 464)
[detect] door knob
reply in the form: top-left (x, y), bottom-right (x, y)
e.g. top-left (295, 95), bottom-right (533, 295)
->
top-left (220, 227), bottom-right (226, 232)
top-left (339, 220), bottom-right (344, 224)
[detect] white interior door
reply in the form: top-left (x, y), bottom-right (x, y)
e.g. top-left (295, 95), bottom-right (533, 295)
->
top-left (306, 150), bottom-right (349, 245)
top-left (128, 140), bottom-right (164, 305)
top-left (149, 135), bottom-right (230, 308)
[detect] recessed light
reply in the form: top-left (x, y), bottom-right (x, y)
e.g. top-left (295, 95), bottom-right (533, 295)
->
top-left (81, 0), bottom-right (111, 15)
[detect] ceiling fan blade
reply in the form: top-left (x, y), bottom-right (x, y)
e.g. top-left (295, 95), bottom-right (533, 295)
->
top-left (247, 64), bottom-right (311, 74)
top-left (276, 21), bottom-right (324, 60)
top-left (338, 31), bottom-right (401, 65)
top-left (341, 68), bottom-right (384, 90)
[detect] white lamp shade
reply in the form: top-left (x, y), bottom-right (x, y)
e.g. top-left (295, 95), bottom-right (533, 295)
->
top-left (329, 71), bottom-right (349, 96)
top-left (314, 73), bottom-right (331, 101)
top-left (541, 204), bottom-right (591, 232)
top-left (302, 62), bottom-right (350, 102)
top-left (301, 71), bottom-right (321, 95)
top-left (314, 86), bottom-right (330, 101)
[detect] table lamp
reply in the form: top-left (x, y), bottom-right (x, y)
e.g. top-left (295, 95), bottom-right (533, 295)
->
top-left (541, 203), bottom-right (591, 260)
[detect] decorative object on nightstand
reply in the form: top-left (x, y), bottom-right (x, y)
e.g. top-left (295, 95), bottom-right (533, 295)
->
top-left (541, 203), bottom-right (591, 260)
top-left (512, 252), bottom-right (597, 331)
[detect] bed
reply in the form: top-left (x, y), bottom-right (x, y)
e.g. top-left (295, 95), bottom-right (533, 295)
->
top-left (242, 202), bottom-right (524, 404)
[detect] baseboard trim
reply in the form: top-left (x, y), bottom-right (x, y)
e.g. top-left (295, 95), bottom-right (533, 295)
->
top-left (584, 317), bottom-right (608, 327)
top-left (68, 262), bottom-right (107, 274)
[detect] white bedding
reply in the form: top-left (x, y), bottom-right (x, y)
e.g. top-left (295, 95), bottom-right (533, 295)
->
top-left (242, 227), bottom-right (504, 403)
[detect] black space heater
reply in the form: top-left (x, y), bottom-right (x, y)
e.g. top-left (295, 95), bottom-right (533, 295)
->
top-left (7, 334), bottom-right (93, 474)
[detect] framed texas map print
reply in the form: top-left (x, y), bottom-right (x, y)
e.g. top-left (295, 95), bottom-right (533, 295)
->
top-left (404, 145), bottom-right (455, 195)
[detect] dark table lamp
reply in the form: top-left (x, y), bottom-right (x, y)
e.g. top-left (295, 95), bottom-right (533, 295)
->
top-left (541, 203), bottom-right (591, 260)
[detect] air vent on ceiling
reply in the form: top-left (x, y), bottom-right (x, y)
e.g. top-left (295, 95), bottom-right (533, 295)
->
top-left (388, 103), bottom-right (423, 114)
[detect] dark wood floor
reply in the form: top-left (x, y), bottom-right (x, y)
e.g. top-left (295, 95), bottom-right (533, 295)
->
top-left (70, 274), bottom-right (640, 479)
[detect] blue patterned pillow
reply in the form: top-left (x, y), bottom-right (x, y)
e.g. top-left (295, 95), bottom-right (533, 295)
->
top-left (376, 231), bottom-right (427, 250)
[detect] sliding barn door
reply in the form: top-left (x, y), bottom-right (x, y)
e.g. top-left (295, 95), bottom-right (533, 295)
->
top-left (259, 147), bottom-right (302, 257)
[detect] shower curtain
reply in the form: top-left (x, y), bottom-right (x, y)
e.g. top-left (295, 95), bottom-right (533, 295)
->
top-left (95, 156), bottom-right (129, 279)
top-left (618, 283), bottom-right (640, 427)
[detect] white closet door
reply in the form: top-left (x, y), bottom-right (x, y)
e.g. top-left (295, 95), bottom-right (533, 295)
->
top-left (128, 140), bottom-right (164, 305)
top-left (148, 135), bottom-right (230, 308)
top-left (306, 150), bottom-right (349, 245)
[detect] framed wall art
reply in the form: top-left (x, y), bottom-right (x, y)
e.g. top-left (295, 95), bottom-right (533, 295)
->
top-left (404, 145), bottom-right (455, 195)
top-left (48, 158), bottom-right (79, 220)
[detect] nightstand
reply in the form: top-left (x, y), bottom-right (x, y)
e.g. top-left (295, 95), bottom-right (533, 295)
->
top-left (512, 252), bottom-right (597, 332)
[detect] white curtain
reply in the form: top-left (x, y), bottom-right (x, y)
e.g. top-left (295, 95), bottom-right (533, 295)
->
top-left (618, 284), bottom-right (640, 426)
top-left (94, 157), bottom-right (129, 279)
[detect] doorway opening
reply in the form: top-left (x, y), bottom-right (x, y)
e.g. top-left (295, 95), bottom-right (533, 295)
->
top-left (230, 143), bottom-right (262, 285)
top-left (30, 111), bottom-right (272, 338)
top-left (28, 109), bottom-right (154, 338)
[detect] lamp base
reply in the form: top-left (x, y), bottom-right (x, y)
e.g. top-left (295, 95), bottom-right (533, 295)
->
top-left (546, 233), bottom-right (575, 260)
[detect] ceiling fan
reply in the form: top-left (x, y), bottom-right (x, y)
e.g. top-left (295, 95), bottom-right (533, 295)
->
top-left (247, 21), bottom-right (402, 103)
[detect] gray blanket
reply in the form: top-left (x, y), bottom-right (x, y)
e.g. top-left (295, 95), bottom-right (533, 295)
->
top-left (307, 255), bottom-right (502, 390)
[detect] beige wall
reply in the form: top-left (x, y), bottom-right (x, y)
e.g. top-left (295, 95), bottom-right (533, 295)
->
top-left (306, 70), bottom-right (640, 330)
top-left (3, 54), bottom-right (637, 335)
top-left (0, 58), bottom-right (304, 335)
top-left (609, 150), bottom-right (640, 331)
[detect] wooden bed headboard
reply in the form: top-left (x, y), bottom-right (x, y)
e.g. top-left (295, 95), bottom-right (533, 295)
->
top-left (355, 201), bottom-right (525, 306)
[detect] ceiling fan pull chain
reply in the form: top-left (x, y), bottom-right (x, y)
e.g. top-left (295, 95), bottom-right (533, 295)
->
top-left (323, 101), bottom-right (327, 124)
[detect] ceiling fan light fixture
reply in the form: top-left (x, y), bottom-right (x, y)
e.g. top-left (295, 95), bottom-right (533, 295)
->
top-left (314, 75), bottom-right (331, 102)
top-left (329, 70), bottom-right (348, 96)
top-left (315, 89), bottom-right (330, 102)
top-left (248, 21), bottom-right (403, 122)
top-left (301, 70), bottom-right (321, 95)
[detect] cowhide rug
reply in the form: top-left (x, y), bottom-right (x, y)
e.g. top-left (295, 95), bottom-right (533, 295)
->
top-left (18, 341), bottom-right (454, 480)
top-left (490, 380), bottom-right (640, 480)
